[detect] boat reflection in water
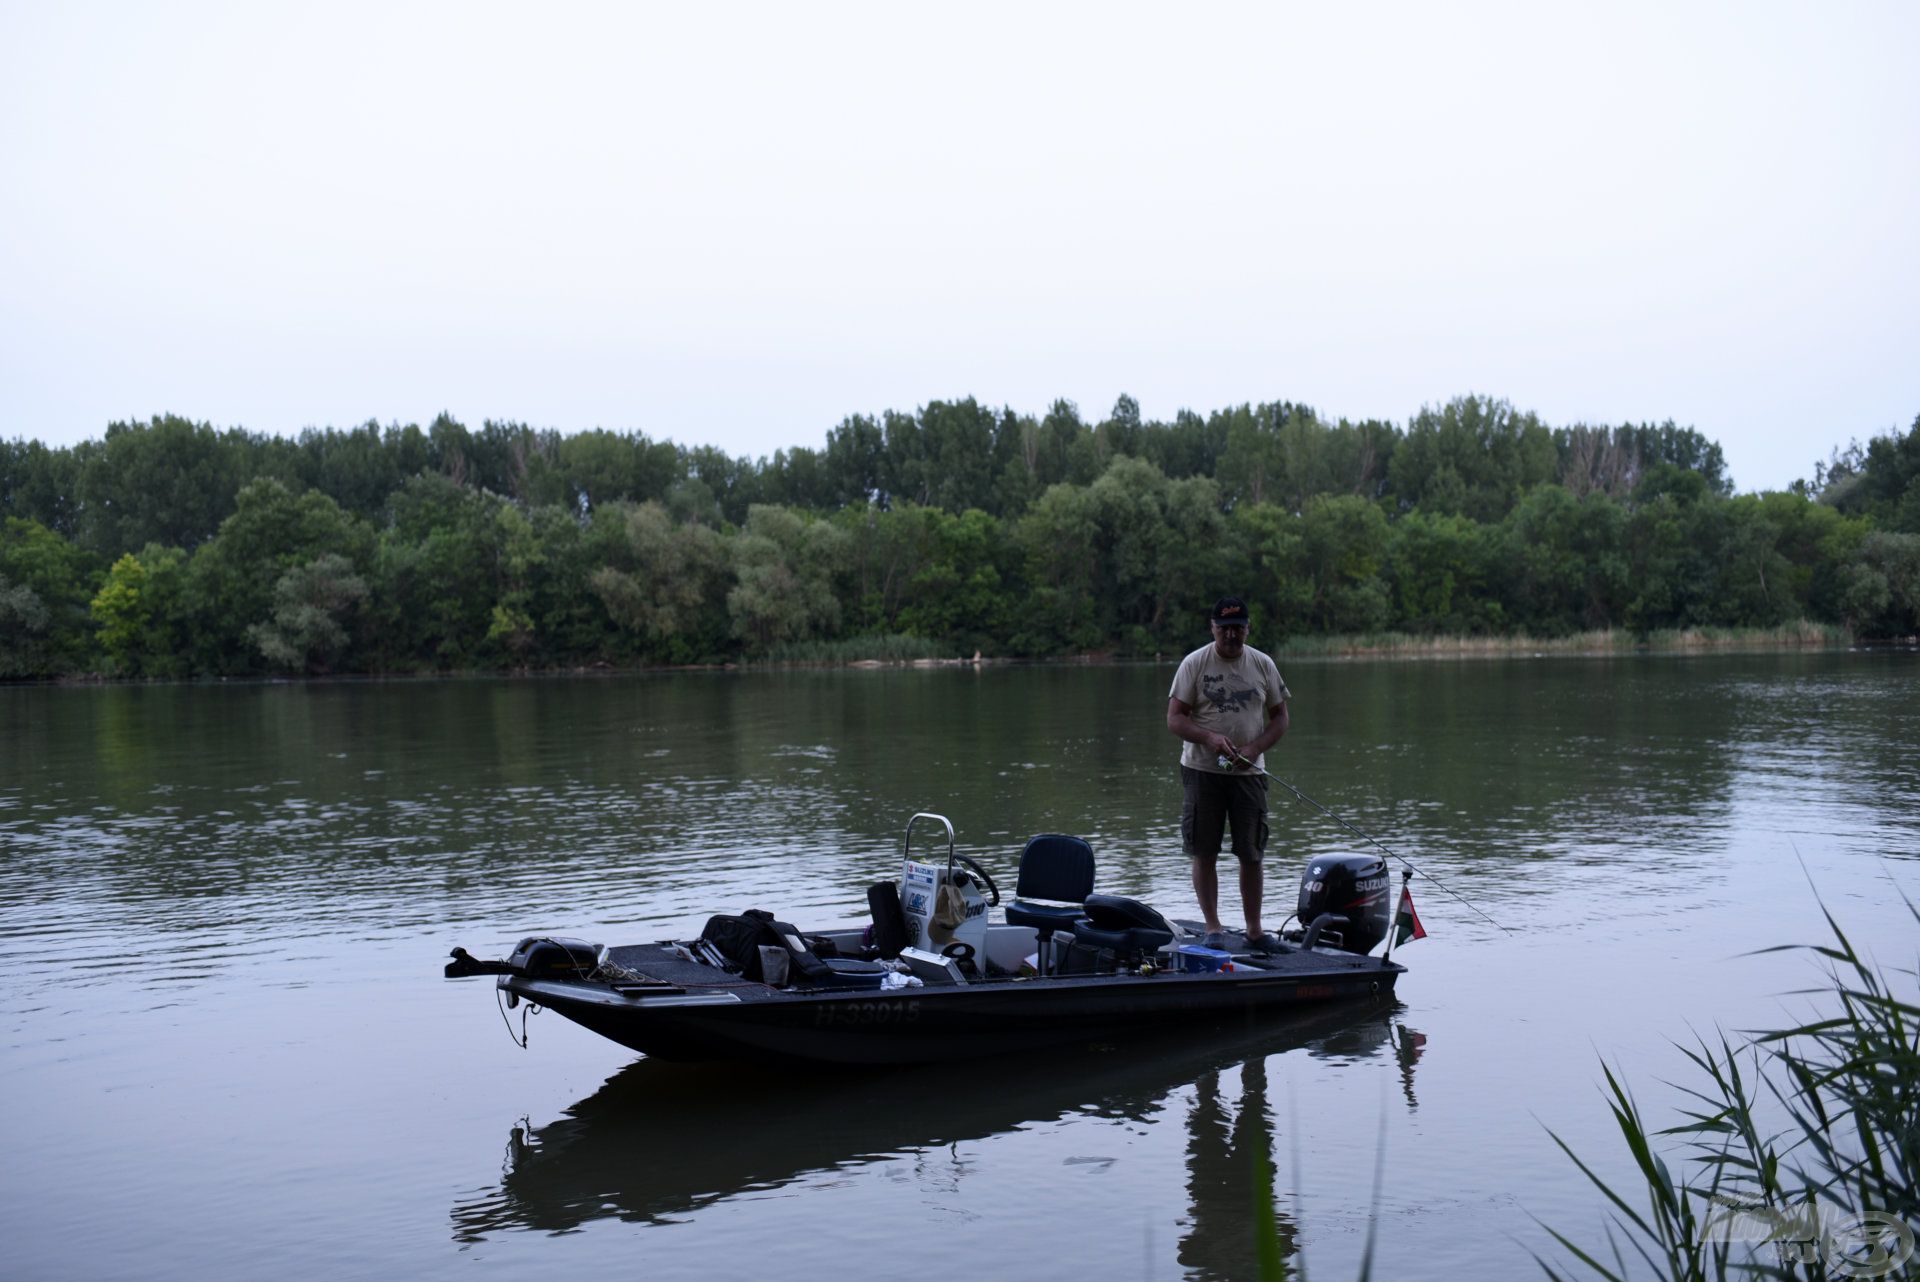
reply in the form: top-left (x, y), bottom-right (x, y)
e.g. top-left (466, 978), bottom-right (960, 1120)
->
top-left (453, 1004), bottom-right (1427, 1273)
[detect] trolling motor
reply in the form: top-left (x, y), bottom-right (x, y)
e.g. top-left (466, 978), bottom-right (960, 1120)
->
top-left (443, 937), bottom-right (606, 978)
top-left (1295, 855), bottom-right (1391, 954)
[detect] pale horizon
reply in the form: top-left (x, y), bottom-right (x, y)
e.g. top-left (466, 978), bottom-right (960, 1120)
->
top-left (4, 1), bottom-right (1915, 493)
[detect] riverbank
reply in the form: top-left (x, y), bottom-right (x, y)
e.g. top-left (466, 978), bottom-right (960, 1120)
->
top-left (15, 621), bottom-right (1886, 685)
top-left (757, 620), bottom-right (1859, 667)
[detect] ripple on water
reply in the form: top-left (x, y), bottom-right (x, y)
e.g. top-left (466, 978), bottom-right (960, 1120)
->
top-left (1, 658), bottom-right (1916, 1282)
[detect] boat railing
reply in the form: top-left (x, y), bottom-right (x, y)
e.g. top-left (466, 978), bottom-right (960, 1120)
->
top-left (901, 811), bottom-right (956, 882)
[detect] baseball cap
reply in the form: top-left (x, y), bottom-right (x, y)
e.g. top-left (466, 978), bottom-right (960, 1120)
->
top-left (1210, 597), bottom-right (1249, 627)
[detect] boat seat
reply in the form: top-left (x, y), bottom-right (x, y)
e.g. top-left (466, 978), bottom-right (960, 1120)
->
top-left (1071, 894), bottom-right (1175, 963)
top-left (1004, 833), bottom-right (1096, 975)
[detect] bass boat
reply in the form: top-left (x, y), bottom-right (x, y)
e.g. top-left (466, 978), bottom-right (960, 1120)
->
top-left (446, 812), bottom-right (1406, 1066)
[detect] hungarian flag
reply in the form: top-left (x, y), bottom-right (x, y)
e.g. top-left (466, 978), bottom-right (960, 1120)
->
top-left (1394, 885), bottom-right (1427, 946)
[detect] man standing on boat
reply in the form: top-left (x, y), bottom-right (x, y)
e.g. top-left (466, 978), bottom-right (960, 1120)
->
top-left (1166, 596), bottom-right (1290, 953)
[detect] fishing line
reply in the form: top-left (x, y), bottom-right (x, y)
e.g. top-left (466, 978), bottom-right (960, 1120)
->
top-left (1220, 751), bottom-right (1513, 935)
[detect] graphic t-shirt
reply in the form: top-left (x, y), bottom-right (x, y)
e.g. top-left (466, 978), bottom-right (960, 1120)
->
top-left (1168, 643), bottom-right (1290, 773)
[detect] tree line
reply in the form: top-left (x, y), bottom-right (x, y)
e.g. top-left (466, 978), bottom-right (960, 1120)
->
top-left (2, 395), bottom-right (1917, 678)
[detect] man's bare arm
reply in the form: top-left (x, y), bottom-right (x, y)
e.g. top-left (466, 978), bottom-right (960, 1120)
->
top-left (1237, 701), bottom-right (1289, 763)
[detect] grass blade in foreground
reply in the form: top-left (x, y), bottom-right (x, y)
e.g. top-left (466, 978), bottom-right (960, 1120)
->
top-left (1540, 897), bottom-right (1919, 1281)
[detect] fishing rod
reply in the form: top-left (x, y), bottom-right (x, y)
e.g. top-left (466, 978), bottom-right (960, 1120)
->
top-left (1219, 750), bottom-right (1513, 935)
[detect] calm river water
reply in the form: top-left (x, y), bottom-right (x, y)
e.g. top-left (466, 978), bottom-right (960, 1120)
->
top-left (2, 653), bottom-right (1916, 1281)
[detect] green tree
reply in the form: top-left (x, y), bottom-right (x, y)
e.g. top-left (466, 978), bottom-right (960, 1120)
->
top-left (480, 504), bottom-right (543, 664)
top-left (248, 554), bottom-right (369, 673)
top-left (1156, 474), bottom-right (1232, 643)
top-left (1229, 503), bottom-right (1315, 640)
top-left (1497, 487), bottom-right (1629, 634)
top-left (89, 545), bottom-right (190, 677)
top-left (1225, 496), bottom-right (1392, 636)
top-left (1555, 420), bottom-right (1730, 499)
top-left (425, 412), bottom-right (476, 487)
top-left (916, 399), bottom-right (999, 513)
top-left (366, 474), bottom-right (500, 670)
top-left (0, 517), bottom-right (102, 675)
top-left (588, 502), bottom-right (730, 662)
top-left (571, 430), bottom-right (681, 510)
top-left (1044, 400), bottom-right (1098, 487)
top-left (1096, 394), bottom-right (1144, 460)
top-left (471, 419), bottom-right (561, 503)
top-left (1388, 395), bottom-right (1557, 522)
top-left (727, 505), bottom-right (851, 652)
top-left (1296, 495), bottom-right (1393, 633)
top-left (1621, 493), bottom-right (1694, 633)
top-left (186, 478), bottom-right (370, 673)
top-left (78, 415), bottom-right (254, 557)
top-left (90, 554), bottom-right (149, 672)
top-left (1011, 483), bottom-right (1101, 654)
top-left (1839, 530), bottom-right (1920, 636)
top-left (1217, 404), bottom-right (1280, 509)
top-left (1137, 408), bottom-right (1228, 483)
top-left (684, 444), bottom-right (764, 526)
top-left (516, 504), bottom-right (624, 665)
top-left (760, 445), bottom-right (834, 512)
top-left (1210, 401), bottom-right (1339, 512)
top-left (1734, 490), bottom-right (1860, 623)
top-left (834, 503), bottom-right (1012, 648)
top-left (0, 574), bottom-right (51, 677)
top-left (1826, 414), bottom-right (1920, 533)
top-left (891, 507), bottom-right (1013, 651)
top-left (823, 414), bottom-right (887, 509)
top-left (1, 438), bottom-right (85, 538)
top-left (291, 421), bottom-right (418, 521)
top-left (838, 504), bottom-right (939, 631)
top-left (1088, 456), bottom-right (1175, 645)
top-left (1386, 510), bottom-right (1500, 633)
top-left (1712, 495), bottom-right (1796, 626)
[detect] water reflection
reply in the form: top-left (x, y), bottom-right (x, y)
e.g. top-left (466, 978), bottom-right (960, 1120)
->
top-left (451, 1003), bottom-right (1425, 1274)
top-left (4, 657), bottom-right (1915, 975)
top-left (1181, 1053), bottom-right (1297, 1278)
top-left (5, 657), bottom-right (1914, 1282)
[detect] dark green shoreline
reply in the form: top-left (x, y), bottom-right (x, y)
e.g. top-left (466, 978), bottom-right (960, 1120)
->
top-left (6, 400), bottom-right (1916, 681)
top-left (13, 622), bottom-right (1898, 688)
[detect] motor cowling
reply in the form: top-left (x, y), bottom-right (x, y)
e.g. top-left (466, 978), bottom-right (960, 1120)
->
top-left (1296, 855), bottom-right (1391, 954)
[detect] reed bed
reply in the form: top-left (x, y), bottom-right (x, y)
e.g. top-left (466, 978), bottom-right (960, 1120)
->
top-left (1272, 622), bottom-right (1851, 660)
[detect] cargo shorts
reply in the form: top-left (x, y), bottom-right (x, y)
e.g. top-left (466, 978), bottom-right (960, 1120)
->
top-left (1180, 766), bottom-right (1270, 864)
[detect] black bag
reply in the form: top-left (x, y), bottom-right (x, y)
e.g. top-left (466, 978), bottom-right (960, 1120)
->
top-left (698, 909), bottom-right (832, 984)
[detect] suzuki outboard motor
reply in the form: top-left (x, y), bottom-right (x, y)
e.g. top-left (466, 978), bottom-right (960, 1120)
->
top-left (1296, 855), bottom-right (1391, 954)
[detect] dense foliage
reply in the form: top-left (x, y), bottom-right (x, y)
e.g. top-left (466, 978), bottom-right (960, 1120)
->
top-left (2, 397), bottom-right (1917, 678)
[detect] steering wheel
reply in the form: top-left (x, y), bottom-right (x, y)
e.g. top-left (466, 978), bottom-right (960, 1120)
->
top-left (953, 854), bottom-right (1001, 905)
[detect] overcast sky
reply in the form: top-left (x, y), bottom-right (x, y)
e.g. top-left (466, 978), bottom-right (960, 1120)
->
top-left (2, 2), bottom-right (1914, 492)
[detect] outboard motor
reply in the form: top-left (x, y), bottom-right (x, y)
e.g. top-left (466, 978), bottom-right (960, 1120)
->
top-left (1296, 855), bottom-right (1391, 954)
